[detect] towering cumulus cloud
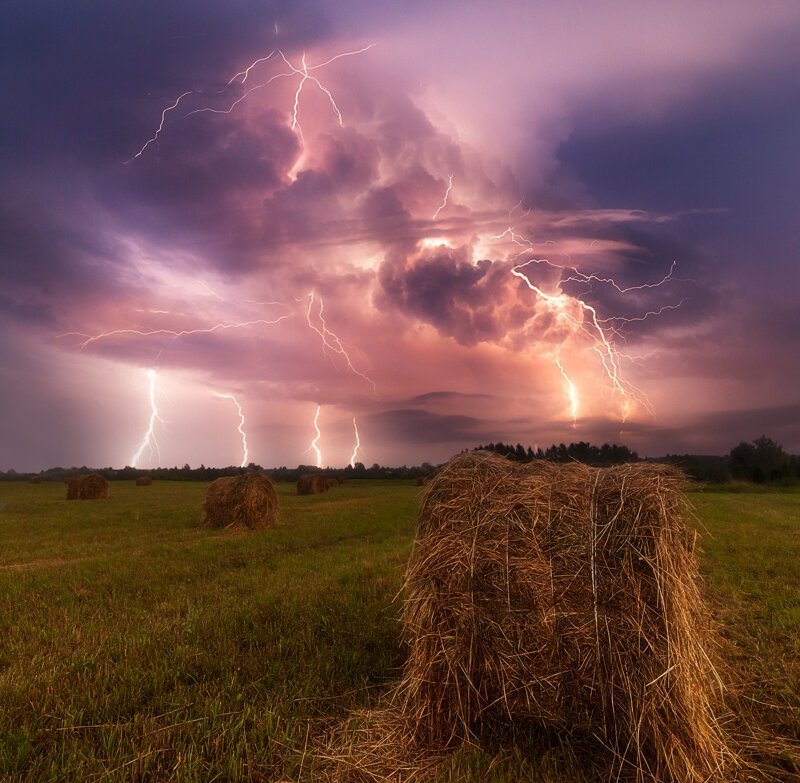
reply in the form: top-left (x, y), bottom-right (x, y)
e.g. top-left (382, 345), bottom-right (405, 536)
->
top-left (2, 0), bottom-right (799, 469)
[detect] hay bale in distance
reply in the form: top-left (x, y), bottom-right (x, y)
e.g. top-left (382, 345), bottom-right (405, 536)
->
top-left (324, 477), bottom-right (339, 490)
top-left (29, 475), bottom-right (42, 484)
top-left (398, 450), bottom-right (734, 782)
top-left (135, 476), bottom-right (153, 486)
top-left (65, 474), bottom-right (109, 500)
top-left (203, 473), bottom-right (278, 530)
top-left (297, 473), bottom-right (327, 495)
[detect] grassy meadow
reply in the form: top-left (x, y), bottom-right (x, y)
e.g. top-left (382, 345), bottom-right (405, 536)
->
top-left (0, 479), bottom-right (798, 782)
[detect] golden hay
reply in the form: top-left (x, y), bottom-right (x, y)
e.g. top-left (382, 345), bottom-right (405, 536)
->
top-left (65, 474), bottom-right (109, 500)
top-left (297, 473), bottom-right (327, 495)
top-left (202, 473), bottom-right (278, 530)
top-left (328, 451), bottom-right (748, 783)
top-left (325, 477), bottom-right (340, 490)
top-left (400, 451), bottom-right (733, 781)
top-left (135, 476), bottom-right (153, 486)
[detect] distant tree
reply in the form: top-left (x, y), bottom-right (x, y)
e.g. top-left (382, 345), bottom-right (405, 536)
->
top-left (728, 436), bottom-right (788, 482)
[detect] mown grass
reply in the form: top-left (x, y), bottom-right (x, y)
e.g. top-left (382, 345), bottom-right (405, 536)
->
top-left (0, 480), bottom-right (797, 782)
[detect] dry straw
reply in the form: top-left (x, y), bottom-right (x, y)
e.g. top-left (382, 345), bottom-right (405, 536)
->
top-left (65, 474), bottom-right (109, 500)
top-left (327, 451), bottom-right (749, 782)
top-left (202, 473), bottom-right (278, 529)
top-left (135, 476), bottom-right (153, 486)
top-left (297, 473), bottom-right (328, 495)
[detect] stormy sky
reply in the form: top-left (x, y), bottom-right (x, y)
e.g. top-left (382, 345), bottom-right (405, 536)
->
top-left (2, 0), bottom-right (799, 471)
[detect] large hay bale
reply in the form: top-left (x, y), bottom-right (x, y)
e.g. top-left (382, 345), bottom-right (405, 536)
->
top-left (324, 477), bottom-right (339, 490)
top-left (65, 474), bottom-right (109, 500)
top-left (203, 473), bottom-right (278, 530)
top-left (297, 473), bottom-right (327, 495)
top-left (135, 476), bottom-right (153, 486)
top-left (398, 451), bottom-right (733, 782)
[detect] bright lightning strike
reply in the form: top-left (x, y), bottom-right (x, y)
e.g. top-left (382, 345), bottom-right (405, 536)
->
top-left (303, 291), bottom-right (377, 394)
top-left (213, 392), bottom-right (249, 468)
top-left (512, 260), bottom-right (629, 406)
top-left (310, 404), bottom-right (323, 468)
top-left (555, 357), bottom-right (578, 426)
top-left (490, 221), bottom-right (682, 420)
top-left (432, 174), bottom-right (453, 221)
top-left (130, 368), bottom-right (162, 468)
top-left (350, 416), bottom-right (360, 468)
top-left (128, 44), bottom-right (375, 162)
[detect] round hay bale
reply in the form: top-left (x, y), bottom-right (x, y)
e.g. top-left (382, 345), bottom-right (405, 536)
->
top-left (297, 473), bottom-right (327, 495)
top-left (324, 477), bottom-right (339, 490)
top-left (135, 476), bottom-right (153, 486)
top-left (398, 451), bottom-right (733, 782)
top-left (203, 473), bottom-right (278, 530)
top-left (29, 475), bottom-right (42, 484)
top-left (65, 474), bottom-right (109, 500)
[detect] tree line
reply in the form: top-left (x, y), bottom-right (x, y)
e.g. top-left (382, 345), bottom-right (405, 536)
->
top-left (2, 436), bottom-right (797, 484)
top-left (0, 461), bottom-right (436, 483)
top-left (476, 436), bottom-right (800, 484)
top-left (663, 436), bottom-right (800, 483)
top-left (473, 441), bottom-right (638, 465)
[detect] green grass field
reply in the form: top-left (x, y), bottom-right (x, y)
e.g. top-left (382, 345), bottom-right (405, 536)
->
top-left (0, 480), bottom-right (798, 782)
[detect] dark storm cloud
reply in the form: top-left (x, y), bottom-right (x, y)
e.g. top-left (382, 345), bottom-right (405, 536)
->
top-left (406, 391), bottom-right (495, 405)
top-left (110, 113), bottom-right (301, 270)
top-left (3, 0), bottom-right (800, 470)
top-left (604, 405), bottom-right (800, 456)
top-left (560, 222), bottom-right (721, 337)
top-left (364, 408), bottom-right (485, 444)
top-left (552, 23), bottom-right (800, 295)
top-left (0, 0), bottom-right (328, 165)
top-left (0, 0), bottom-right (335, 326)
top-left (0, 197), bottom-right (133, 326)
top-left (695, 405), bottom-right (800, 442)
top-left (555, 23), bottom-right (800, 217)
top-left (0, 336), bottom-right (100, 470)
top-left (378, 247), bottom-right (525, 346)
top-left (0, 295), bottom-right (52, 327)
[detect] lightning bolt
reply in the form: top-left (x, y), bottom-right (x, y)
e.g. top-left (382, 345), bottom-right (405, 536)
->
top-left (213, 392), bottom-right (249, 468)
top-left (303, 291), bottom-right (377, 395)
top-left (130, 368), bottom-right (162, 468)
top-left (555, 357), bottom-right (578, 427)
top-left (57, 313), bottom-right (292, 350)
top-left (432, 174), bottom-right (453, 221)
top-left (562, 260), bottom-right (680, 294)
top-left (128, 91), bottom-right (193, 161)
top-left (512, 260), bottom-right (630, 416)
top-left (350, 416), bottom-right (360, 468)
top-left (489, 219), bottom-right (682, 421)
top-left (128, 44), bottom-right (375, 162)
top-left (309, 404), bottom-right (323, 468)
